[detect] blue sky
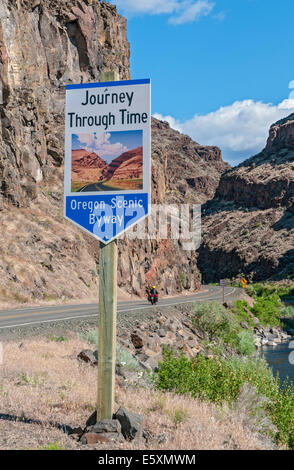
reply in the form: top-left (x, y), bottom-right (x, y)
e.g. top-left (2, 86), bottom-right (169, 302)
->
top-left (112, 0), bottom-right (294, 165)
top-left (72, 130), bottom-right (142, 163)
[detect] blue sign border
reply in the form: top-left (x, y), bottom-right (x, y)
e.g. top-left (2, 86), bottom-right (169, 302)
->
top-left (65, 193), bottom-right (149, 244)
top-left (66, 78), bottom-right (150, 90)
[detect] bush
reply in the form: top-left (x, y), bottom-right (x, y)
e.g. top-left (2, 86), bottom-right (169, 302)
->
top-left (49, 335), bottom-right (66, 342)
top-left (280, 305), bottom-right (294, 318)
top-left (80, 329), bottom-right (98, 345)
top-left (192, 301), bottom-right (240, 348)
top-left (230, 300), bottom-right (255, 328)
top-left (156, 349), bottom-right (275, 403)
top-left (80, 329), bottom-right (140, 371)
top-left (173, 407), bottom-right (188, 425)
top-left (246, 282), bottom-right (294, 300)
top-left (236, 330), bottom-right (256, 356)
top-left (155, 349), bottom-right (294, 448)
top-left (251, 295), bottom-right (281, 327)
top-left (39, 442), bottom-right (64, 450)
top-left (116, 343), bottom-right (141, 371)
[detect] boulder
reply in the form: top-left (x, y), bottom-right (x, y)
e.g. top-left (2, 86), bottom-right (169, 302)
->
top-left (113, 407), bottom-right (145, 441)
top-left (80, 417), bottom-right (124, 445)
top-left (223, 301), bottom-right (234, 309)
top-left (86, 410), bottom-right (97, 427)
top-left (77, 349), bottom-right (98, 366)
top-left (141, 356), bottom-right (159, 371)
top-left (87, 419), bottom-right (121, 434)
top-left (82, 431), bottom-right (124, 445)
top-left (131, 332), bottom-right (145, 349)
top-left (157, 328), bottom-right (166, 337)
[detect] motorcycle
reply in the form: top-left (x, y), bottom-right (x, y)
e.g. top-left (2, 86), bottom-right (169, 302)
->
top-left (148, 292), bottom-right (158, 305)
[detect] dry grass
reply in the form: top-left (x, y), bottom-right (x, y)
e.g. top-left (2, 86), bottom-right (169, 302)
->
top-left (0, 334), bottom-right (275, 450)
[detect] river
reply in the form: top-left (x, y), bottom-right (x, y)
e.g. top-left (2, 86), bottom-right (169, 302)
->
top-left (261, 340), bottom-right (294, 384)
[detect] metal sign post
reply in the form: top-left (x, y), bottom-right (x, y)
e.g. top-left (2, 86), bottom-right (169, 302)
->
top-left (220, 279), bottom-right (227, 303)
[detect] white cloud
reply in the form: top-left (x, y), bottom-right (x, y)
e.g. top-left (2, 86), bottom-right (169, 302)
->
top-left (169, 0), bottom-right (214, 25)
top-left (113, 0), bottom-right (215, 25)
top-left (154, 98), bottom-right (294, 165)
top-left (114, 0), bottom-right (178, 15)
top-left (213, 10), bottom-right (227, 22)
top-left (77, 133), bottom-right (127, 162)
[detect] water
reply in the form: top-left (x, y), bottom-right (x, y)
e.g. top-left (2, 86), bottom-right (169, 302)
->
top-left (261, 340), bottom-right (294, 384)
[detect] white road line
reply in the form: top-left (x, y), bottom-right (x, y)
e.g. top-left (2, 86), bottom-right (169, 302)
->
top-left (0, 287), bottom-right (235, 330)
top-left (0, 314), bottom-right (98, 329)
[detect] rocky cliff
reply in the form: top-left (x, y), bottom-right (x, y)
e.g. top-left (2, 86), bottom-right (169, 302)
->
top-left (116, 118), bottom-right (229, 296)
top-left (198, 113), bottom-right (294, 282)
top-left (0, 0), bottom-right (130, 208)
top-left (0, 0), bottom-right (228, 307)
top-left (102, 146), bottom-right (143, 180)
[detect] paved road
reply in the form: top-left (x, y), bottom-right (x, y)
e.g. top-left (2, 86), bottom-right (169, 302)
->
top-left (0, 285), bottom-right (237, 330)
top-left (79, 182), bottom-right (106, 192)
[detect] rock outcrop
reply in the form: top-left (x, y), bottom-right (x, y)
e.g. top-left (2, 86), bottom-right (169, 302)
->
top-left (71, 149), bottom-right (107, 186)
top-left (150, 119), bottom-right (229, 205)
top-left (72, 150), bottom-right (106, 169)
top-left (103, 146), bottom-right (143, 180)
top-left (0, 0), bottom-right (229, 305)
top-left (0, 0), bottom-right (130, 208)
top-left (115, 118), bottom-right (229, 296)
top-left (198, 113), bottom-right (294, 282)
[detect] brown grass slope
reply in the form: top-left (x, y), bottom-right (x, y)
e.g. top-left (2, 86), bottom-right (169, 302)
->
top-left (0, 335), bottom-right (276, 450)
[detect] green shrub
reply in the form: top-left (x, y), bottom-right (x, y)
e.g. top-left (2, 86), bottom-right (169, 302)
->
top-left (192, 301), bottom-right (241, 349)
top-left (246, 282), bottom-right (294, 300)
top-left (280, 305), bottom-right (294, 318)
top-left (80, 329), bottom-right (98, 345)
top-left (172, 407), bottom-right (188, 425)
top-left (156, 349), bottom-right (273, 403)
top-left (39, 442), bottom-right (64, 450)
top-left (236, 330), bottom-right (256, 356)
top-left (80, 329), bottom-right (140, 371)
top-left (116, 343), bottom-right (141, 371)
top-left (181, 273), bottom-right (187, 288)
top-left (49, 335), bottom-right (66, 342)
top-left (267, 380), bottom-right (294, 449)
top-left (231, 300), bottom-right (255, 328)
top-left (251, 295), bottom-right (281, 327)
top-left (155, 349), bottom-right (294, 448)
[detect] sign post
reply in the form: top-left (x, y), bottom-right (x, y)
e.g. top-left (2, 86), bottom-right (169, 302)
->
top-left (97, 71), bottom-right (118, 422)
top-left (220, 279), bottom-right (227, 303)
top-left (98, 236), bottom-right (117, 420)
top-left (64, 73), bottom-right (151, 421)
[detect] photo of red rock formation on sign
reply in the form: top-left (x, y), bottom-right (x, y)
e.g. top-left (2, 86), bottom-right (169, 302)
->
top-left (71, 130), bottom-right (143, 192)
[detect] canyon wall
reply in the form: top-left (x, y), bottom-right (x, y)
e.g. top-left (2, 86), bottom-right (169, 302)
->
top-left (0, 0), bottom-right (130, 208)
top-left (0, 0), bottom-right (228, 306)
top-left (198, 113), bottom-right (294, 282)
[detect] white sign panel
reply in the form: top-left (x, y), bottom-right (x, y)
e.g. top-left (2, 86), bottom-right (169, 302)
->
top-left (64, 78), bottom-right (151, 243)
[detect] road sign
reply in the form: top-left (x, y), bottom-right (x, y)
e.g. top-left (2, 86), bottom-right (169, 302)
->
top-left (241, 278), bottom-right (248, 288)
top-left (220, 279), bottom-right (227, 303)
top-left (64, 78), bottom-right (151, 243)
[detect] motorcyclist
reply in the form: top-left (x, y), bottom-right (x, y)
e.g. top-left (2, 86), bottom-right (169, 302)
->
top-left (150, 285), bottom-right (158, 296)
top-left (148, 285), bottom-right (158, 304)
